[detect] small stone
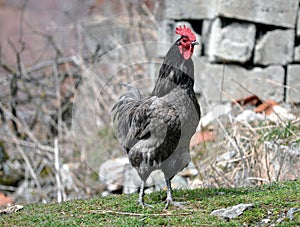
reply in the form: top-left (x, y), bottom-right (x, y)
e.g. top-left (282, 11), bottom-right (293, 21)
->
top-left (287, 207), bottom-right (300, 220)
top-left (211, 203), bottom-right (254, 219)
top-left (261, 218), bottom-right (271, 223)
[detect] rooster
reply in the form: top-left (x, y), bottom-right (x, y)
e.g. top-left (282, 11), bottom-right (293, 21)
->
top-left (112, 25), bottom-right (200, 209)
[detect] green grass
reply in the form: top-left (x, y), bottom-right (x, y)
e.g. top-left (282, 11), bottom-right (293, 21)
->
top-left (1, 180), bottom-right (299, 226)
top-left (258, 121), bottom-right (300, 144)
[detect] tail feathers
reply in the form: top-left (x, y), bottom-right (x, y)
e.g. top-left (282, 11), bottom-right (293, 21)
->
top-left (112, 83), bottom-right (143, 148)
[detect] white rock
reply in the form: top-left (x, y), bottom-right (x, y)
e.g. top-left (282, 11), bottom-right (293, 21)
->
top-left (235, 110), bottom-right (263, 122)
top-left (217, 150), bottom-right (237, 163)
top-left (286, 65), bottom-right (300, 103)
top-left (165, 0), bottom-right (217, 19)
top-left (261, 219), bottom-right (271, 224)
top-left (194, 58), bottom-right (285, 102)
top-left (198, 105), bottom-right (231, 128)
top-left (217, 0), bottom-right (299, 28)
top-left (60, 164), bottom-right (79, 192)
top-left (297, 8), bottom-right (300, 37)
top-left (211, 203), bottom-right (254, 219)
top-left (254, 29), bottom-right (294, 66)
top-left (287, 208), bottom-right (300, 220)
top-left (99, 157), bottom-right (129, 192)
top-left (202, 19), bottom-right (213, 56)
top-left (294, 46), bottom-right (300, 62)
top-left (267, 105), bottom-right (296, 122)
top-left (207, 18), bottom-right (256, 63)
top-left (123, 163), bottom-right (141, 194)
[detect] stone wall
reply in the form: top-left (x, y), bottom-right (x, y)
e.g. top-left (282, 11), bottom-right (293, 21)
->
top-left (161, 0), bottom-right (300, 103)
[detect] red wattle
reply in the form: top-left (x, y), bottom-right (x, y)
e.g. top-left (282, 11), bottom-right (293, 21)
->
top-left (179, 46), bottom-right (194, 60)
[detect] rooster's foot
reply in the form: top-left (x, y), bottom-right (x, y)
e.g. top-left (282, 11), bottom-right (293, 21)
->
top-left (165, 198), bottom-right (186, 209)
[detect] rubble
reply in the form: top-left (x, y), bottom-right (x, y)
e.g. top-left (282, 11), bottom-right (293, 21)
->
top-left (162, 1), bottom-right (300, 103)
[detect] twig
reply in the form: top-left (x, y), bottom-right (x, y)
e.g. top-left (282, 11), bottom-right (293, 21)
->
top-left (247, 177), bottom-right (268, 182)
top-left (18, 0), bottom-right (29, 46)
top-left (233, 136), bottom-right (249, 187)
top-left (33, 30), bottom-right (63, 57)
top-left (54, 138), bottom-right (65, 203)
top-left (11, 133), bottom-right (42, 190)
top-left (88, 209), bottom-right (193, 217)
top-left (0, 185), bottom-right (17, 192)
top-left (2, 136), bottom-right (54, 159)
top-left (264, 142), bottom-right (272, 182)
top-left (219, 63), bottom-right (225, 103)
top-left (275, 147), bottom-right (287, 182)
top-left (140, 3), bottom-right (159, 28)
top-left (0, 102), bottom-right (54, 153)
top-left (211, 165), bottom-right (233, 187)
top-left (26, 57), bottom-right (76, 73)
top-left (216, 153), bottom-right (252, 165)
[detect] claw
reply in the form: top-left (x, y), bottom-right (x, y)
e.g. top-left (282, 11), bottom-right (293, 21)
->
top-left (164, 178), bottom-right (186, 209)
top-left (165, 199), bottom-right (186, 209)
top-left (138, 200), bottom-right (154, 209)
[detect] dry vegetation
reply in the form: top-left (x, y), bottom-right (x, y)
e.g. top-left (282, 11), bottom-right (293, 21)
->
top-left (191, 109), bottom-right (300, 189)
top-left (0, 1), bottom-right (161, 204)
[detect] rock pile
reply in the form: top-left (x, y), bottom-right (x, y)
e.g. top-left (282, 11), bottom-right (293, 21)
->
top-left (161, 0), bottom-right (300, 103)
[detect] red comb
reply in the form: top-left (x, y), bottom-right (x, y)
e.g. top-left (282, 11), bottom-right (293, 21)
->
top-left (175, 25), bottom-right (196, 41)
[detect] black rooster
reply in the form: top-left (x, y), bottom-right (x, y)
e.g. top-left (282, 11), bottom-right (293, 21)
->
top-left (112, 25), bottom-right (200, 209)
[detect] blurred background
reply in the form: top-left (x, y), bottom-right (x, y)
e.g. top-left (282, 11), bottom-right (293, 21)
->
top-left (0, 0), bottom-right (299, 206)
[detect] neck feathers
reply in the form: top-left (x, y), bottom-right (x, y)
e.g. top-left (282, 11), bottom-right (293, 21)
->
top-left (152, 45), bottom-right (195, 97)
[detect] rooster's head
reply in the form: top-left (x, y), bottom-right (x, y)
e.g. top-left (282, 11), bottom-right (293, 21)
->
top-left (175, 25), bottom-right (199, 60)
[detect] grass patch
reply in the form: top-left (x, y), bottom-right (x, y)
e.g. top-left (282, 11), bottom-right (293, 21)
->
top-left (258, 121), bottom-right (300, 143)
top-left (1, 180), bottom-right (299, 226)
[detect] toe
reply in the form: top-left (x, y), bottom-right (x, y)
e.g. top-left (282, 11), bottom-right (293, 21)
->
top-left (165, 199), bottom-right (186, 209)
top-left (138, 200), bottom-right (153, 209)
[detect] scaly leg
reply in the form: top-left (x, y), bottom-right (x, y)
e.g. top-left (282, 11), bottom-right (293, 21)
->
top-left (165, 178), bottom-right (186, 209)
top-left (137, 181), bottom-right (153, 208)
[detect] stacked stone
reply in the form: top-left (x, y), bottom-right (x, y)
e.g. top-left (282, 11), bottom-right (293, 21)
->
top-left (161, 0), bottom-right (300, 103)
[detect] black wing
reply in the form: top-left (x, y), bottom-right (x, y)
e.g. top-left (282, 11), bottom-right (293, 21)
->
top-left (125, 97), bottom-right (181, 167)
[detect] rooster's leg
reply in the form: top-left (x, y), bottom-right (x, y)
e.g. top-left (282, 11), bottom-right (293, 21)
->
top-left (137, 181), bottom-right (153, 208)
top-left (165, 178), bottom-right (186, 209)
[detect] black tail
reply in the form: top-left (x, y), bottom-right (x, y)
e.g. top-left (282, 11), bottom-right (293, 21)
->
top-left (112, 83), bottom-right (144, 149)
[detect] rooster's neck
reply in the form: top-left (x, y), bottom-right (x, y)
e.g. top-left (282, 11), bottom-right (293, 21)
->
top-left (151, 44), bottom-right (195, 97)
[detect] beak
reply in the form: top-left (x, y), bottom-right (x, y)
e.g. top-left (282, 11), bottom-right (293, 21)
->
top-left (191, 41), bottom-right (199, 46)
